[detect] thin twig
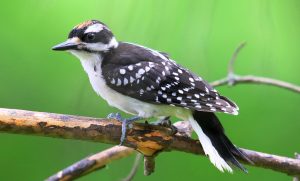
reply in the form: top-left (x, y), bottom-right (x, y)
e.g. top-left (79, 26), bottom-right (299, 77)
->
top-left (210, 42), bottom-right (300, 93)
top-left (47, 146), bottom-right (134, 181)
top-left (227, 42), bottom-right (246, 82)
top-left (122, 153), bottom-right (142, 181)
top-left (0, 108), bottom-right (300, 178)
top-left (210, 75), bottom-right (300, 93)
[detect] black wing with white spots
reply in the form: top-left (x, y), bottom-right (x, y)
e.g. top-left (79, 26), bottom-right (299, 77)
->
top-left (102, 42), bottom-right (239, 115)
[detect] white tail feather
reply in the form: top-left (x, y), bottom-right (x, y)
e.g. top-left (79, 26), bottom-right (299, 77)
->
top-left (188, 116), bottom-right (233, 172)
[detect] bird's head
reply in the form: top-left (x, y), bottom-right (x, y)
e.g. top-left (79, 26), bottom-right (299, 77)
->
top-left (52, 20), bottom-right (118, 55)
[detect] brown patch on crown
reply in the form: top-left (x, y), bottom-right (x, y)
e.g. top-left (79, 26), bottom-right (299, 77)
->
top-left (75, 20), bottom-right (94, 29)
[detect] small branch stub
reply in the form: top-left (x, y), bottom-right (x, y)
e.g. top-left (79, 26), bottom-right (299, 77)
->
top-left (144, 156), bottom-right (156, 176)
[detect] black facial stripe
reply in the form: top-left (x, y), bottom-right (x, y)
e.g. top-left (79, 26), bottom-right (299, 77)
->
top-left (68, 26), bottom-right (113, 45)
top-left (83, 29), bottom-right (113, 44)
top-left (79, 47), bottom-right (112, 57)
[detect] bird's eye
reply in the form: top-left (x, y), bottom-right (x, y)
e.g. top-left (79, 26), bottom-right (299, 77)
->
top-left (85, 33), bottom-right (96, 42)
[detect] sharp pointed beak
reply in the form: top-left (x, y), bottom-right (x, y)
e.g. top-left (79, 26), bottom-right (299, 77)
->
top-left (52, 39), bottom-right (81, 51)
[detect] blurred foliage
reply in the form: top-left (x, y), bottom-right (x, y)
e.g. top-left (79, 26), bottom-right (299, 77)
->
top-left (0, 0), bottom-right (299, 180)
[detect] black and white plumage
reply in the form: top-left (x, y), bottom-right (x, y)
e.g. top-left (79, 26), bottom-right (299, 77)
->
top-left (102, 42), bottom-right (239, 115)
top-left (52, 20), bottom-right (249, 173)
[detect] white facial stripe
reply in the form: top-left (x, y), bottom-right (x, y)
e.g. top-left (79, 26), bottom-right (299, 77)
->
top-left (68, 37), bottom-right (80, 43)
top-left (109, 37), bottom-right (118, 48)
top-left (84, 24), bottom-right (104, 33)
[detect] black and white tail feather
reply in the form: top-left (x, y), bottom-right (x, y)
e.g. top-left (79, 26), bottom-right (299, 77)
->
top-left (190, 111), bottom-right (249, 172)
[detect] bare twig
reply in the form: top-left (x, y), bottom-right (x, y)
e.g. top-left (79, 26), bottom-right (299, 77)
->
top-left (46, 146), bottom-right (134, 181)
top-left (0, 108), bottom-right (300, 179)
top-left (210, 75), bottom-right (300, 93)
top-left (122, 153), bottom-right (142, 181)
top-left (210, 42), bottom-right (300, 93)
top-left (227, 41), bottom-right (246, 83)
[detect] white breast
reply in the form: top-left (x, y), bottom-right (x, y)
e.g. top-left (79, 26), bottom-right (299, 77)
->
top-left (69, 50), bottom-right (190, 119)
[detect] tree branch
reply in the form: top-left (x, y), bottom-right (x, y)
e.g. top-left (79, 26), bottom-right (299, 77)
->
top-left (48, 120), bottom-right (193, 181)
top-left (122, 153), bottom-right (142, 181)
top-left (47, 146), bottom-right (134, 181)
top-left (0, 108), bottom-right (300, 179)
top-left (210, 42), bottom-right (300, 93)
top-left (210, 75), bottom-right (300, 93)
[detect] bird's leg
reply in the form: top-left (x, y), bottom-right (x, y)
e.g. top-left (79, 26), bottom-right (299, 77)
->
top-left (107, 113), bottom-right (142, 145)
top-left (153, 116), bottom-right (177, 135)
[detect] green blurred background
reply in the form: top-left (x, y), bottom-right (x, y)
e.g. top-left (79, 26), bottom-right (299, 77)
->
top-left (0, 0), bottom-right (299, 180)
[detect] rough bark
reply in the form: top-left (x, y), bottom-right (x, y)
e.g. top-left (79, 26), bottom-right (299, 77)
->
top-left (0, 108), bottom-right (299, 178)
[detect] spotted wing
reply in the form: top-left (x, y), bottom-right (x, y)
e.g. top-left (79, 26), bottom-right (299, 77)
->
top-left (103, 59), bottom-right (238, 115)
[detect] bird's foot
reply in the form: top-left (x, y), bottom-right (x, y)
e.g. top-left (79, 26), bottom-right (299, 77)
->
top-left (153, 117), bottom-right (177, 135)
top-left (107, 113), bottom-right (142, 145)
top-left (107, 112), bottom-right (122, 120)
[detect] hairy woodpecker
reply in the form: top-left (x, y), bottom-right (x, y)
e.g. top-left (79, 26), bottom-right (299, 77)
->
top-left (52, 20), bottom-right (250, 172)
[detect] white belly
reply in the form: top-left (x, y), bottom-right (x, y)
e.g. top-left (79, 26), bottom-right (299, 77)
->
top-left (87, 66), bottom-right (189, 119)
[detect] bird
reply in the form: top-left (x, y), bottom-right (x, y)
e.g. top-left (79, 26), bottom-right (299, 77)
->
top-left (52, 20), bottom-right (250, 173)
